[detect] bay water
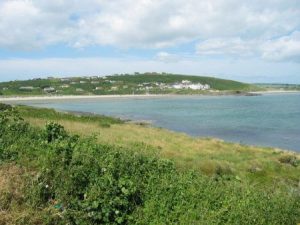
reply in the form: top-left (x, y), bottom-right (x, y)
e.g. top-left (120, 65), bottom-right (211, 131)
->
top-left (14, 93), bottom-right (300, 152)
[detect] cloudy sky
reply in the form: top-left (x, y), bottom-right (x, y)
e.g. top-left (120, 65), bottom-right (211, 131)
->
top-left (0, 0), bottom-right (299, 83)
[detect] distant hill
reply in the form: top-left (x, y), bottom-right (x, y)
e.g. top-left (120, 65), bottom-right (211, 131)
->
top-left (0, 73), bottom-right (256, 96)
top-left (255, 83), bottom-right (300, 91)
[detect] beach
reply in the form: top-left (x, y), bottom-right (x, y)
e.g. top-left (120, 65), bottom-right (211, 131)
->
top-left (0, 94), bottom-right (173, 102)
top-left (1, 90), bottom-right (300, 102)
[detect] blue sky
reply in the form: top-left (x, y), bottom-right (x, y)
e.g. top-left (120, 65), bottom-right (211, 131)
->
top-left (0, 0), bottom-right (299, 83)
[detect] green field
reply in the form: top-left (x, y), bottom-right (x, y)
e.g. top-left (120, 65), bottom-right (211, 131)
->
top-left (0, 103), bottom-right (299, 224)
top-left (0, 73), bottom-right (259, 96)
top-left (255, 83), bottom-right (300, 91)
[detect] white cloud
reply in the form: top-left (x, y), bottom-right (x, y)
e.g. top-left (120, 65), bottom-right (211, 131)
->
top-left (196, 38), bottom-right (257, 57)
top-left (155, 52), bottom-right (180, 62)
top-left (261, 31), bottom-right (300, 62)
top-left (196, 32), bottom-right (300, 62)
top-left (0, 0), bottom-right (299, 62)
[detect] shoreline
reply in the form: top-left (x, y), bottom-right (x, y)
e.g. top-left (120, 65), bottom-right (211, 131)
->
top-left (1, 100), bottom-right (299, 153)
top-left (0, 90), bottom-right (299, 101)
top-left (0, 94), bottom-right (174, 102)
top-left (249, 90), bottom-right (300, 94)
top-left (27, 105), bottom-right (300, 154)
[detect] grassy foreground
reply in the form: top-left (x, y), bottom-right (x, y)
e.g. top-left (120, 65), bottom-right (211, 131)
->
top-left (0, 104), bottom-right (299, 224)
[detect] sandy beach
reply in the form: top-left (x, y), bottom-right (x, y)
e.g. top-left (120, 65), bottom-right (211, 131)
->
top-left (0, 94), bottom-right (175, 102)
top-left (0, 91), bottom-right (299, 102)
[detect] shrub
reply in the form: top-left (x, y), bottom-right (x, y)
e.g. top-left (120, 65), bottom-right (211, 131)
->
top-left (0, 103), bottom-right (12, 111)
top-left (278, 155), bottom-right (299, 167)
top-left (99, 121), bottom-right (111, 128)
top-left (45, 122), bottom-right (68, 143)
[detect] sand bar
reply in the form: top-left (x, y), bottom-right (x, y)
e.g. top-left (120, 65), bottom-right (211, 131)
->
top-left (0, 94), bottom-right (175, 102)
top-left (0, 91), bottom-right (299, 102)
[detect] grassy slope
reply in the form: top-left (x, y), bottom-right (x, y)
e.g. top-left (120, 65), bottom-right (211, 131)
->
top-left (19, 106), bottom-right (300, 186)
top-left (1, 105), bottom-right (300, 224)
top-left (0, 73), bottom-right (258, 96)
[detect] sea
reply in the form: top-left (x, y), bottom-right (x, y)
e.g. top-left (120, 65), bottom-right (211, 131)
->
top-left (10, 93), bottom-right (300, 152)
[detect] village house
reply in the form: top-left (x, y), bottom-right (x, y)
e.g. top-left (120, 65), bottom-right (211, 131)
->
top-left (76, 88), bottom-right (84, 92)
top-left (171, 81), bottom-right (210, 90)
top-left (60, 84), bottom-right (70, 88)
top-left (43, 87), bottom-right (56, 93)
top-left (110, 86), bottom-right (118, 91)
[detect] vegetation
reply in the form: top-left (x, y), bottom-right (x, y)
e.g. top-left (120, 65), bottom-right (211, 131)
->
top-left (0, 73), bottom-right (259, 96)
top-left (255, 83), bottom-right (300, 91)
top-left (0, 103), bottom-right (299, 224)
top-left (20, 106), bottom-right (300, 185)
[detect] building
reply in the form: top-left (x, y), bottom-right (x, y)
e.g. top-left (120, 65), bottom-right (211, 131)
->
top-left (111, 86), bottom-right (118, 91)
top-left (76, 88), bottom-right (84, 92)
top-left (171, 82), bottom-right (210, 90)
top-left (43, 87), bottom-right (56, 93)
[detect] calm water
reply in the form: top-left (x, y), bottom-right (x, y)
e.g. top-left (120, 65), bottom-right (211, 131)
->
top-left (13, 93), bottom-right (300, 152)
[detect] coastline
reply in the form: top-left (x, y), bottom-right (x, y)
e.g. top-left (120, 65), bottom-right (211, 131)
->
top-left (249, 90), bottom-right (300, 94)
top-left (0, 94), bottom-right (173, 102)
top-left (1, 90), bottom-right (299, 102)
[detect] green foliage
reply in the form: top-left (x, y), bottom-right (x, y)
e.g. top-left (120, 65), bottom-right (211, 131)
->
top-left (17, 105), bottom-right (123, 125)
top-left (0, 103), bottom-right (12, 111)
top-left (0, 109), bottom-right (299, 224)
top-left (278, 155), bottom-right (299, 167)
top-left (45, 122), bottom-right (68, 143)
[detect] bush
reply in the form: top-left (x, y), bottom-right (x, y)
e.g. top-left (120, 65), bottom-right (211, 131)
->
top-left (99, 121), bottom-right (111, 128)
top-left (278, 155), bottom-right (299, 167)
top-left (45, 122), bottom-right (68, 143)
top-left (0, 103), bottom-right (12, 111)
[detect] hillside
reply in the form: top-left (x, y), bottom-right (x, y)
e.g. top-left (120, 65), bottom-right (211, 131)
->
top-left (0, 73), bottom-right (257, 96)
top-left (0, 104), bottom-right (299, 224)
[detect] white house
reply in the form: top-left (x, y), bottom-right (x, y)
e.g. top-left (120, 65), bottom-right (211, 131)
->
top-left (76, 88), bottom-right (84, 92)
top-left (61, 84), bottom-right (70, 88)
top-left (44, 87), bottom-right (56, 93)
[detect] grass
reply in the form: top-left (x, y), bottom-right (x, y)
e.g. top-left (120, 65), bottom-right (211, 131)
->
top-left (20, 105), bottom-right (300, 186)
top-left (0, 104), bottom-right (299, 224)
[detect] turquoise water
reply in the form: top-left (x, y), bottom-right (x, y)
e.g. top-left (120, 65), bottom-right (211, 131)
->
top-left (15, 93), bottom-right (300, 152)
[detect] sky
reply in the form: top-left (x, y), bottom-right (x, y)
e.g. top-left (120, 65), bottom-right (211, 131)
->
top-left (0, 0), bottom-right (299, 83)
